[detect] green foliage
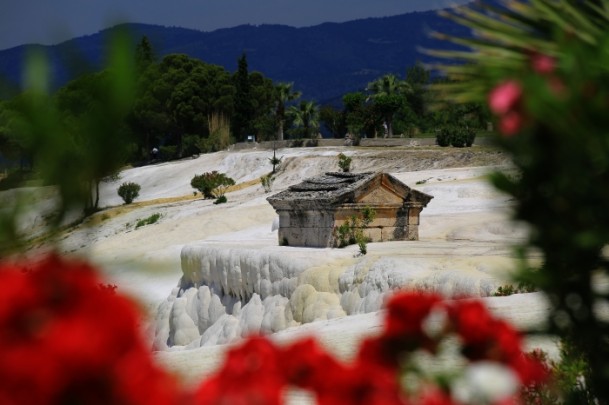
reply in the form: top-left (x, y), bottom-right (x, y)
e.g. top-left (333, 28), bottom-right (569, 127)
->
top-left (319, 105), bottom-right (347, 138)
top-left (288, 100), bottom-right (320, 140)
top-left (135, 213), bottom-right (161, 229)
top-left (260, 174), bottom-right (274, 193)
top-left (200, 113), bottom-right (231, 153)
top-left (268, 145), bottom-right (282, 174)
top-left (521, 343), bottom-right (595, 404)
top-left (435, 125), bottom-right (476, 147)
top-left (493, 282), bottom-right (536, 297)
top-left (231, 53), bottom-right (252, 142)
top-left (335, 206), bottom-right (376, 255)
top-left (117, 182), bottom-right (141, 204)
top-left (135, 36), bottom-right (155, 72)
top-left (366, 74), bottom-right (412, 137)
top-left (273, 82), bottom-right (301, 141)
top-left (158, 145), bottom-right (176, 161)
top-left (213, 195), bottom-right (228, 205)
top-left (434, 0), bottom-right (609, 401)
top-left (130, 54), bottom-right (235, 159)
top-left (435, 126), bottom-right (452, 147)
top-left (337, 153), bottom-right (352, 173)
top-left (0, 30), bottom-right (136, 255)
top-left (191, 171), bottom-right (235, 199)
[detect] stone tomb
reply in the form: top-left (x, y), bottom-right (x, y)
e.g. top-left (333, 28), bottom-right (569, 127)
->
top-left (267, 172), bottom-right (433, 247)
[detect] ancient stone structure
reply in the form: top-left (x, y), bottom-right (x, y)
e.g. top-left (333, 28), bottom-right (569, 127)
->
top-left (267, 172), bottom-right (433, 247)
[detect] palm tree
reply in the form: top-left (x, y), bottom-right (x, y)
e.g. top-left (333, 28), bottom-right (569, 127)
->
top-left (288, 100), bottom-right (319, 140)
top-left (274, 82), bottom-right (301, 141)
top-left (366, 74), bottom-right (412, 137)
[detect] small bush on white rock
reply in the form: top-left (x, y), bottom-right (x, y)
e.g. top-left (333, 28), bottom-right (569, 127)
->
top-left (117, 182), bottom-right (141, 204)
top-left (191, 171), bottom-right (235, 200)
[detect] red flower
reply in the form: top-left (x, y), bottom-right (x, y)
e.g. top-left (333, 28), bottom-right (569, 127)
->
top-left (489, 80), bottom-right (523, 115)
top-left (280, 337), bottom-right (343, 391)
top-left (0, 254), bottom-right (181, 405)
top-left (193, 335), bottom-right (285, 405)
top-left (384, 291), bottom-right (443, 344)
top-left (315, 361), bottom-right (408, 405)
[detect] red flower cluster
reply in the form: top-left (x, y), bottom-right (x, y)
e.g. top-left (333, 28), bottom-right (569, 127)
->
top-left (192, 290), bottom-right (548, 405)
top-left (0, 254), bottom-right (180, 405)
top-left (0, 254), bottom-right (548, 405)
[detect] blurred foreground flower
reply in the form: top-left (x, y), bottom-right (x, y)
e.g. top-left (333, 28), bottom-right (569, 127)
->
top-left (0, 254), bottom-right (181, 405)
top-left (194, 291), bottom-right (548, 405)
top-left (0, 254), bottom-right (548, 404)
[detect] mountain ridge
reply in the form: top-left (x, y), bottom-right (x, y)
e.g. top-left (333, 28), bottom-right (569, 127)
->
top-left (0, 7), bottom-right (472, 103)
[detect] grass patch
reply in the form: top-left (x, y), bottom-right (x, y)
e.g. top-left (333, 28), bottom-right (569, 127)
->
top-left (135, 213), bottom-right (161, 229)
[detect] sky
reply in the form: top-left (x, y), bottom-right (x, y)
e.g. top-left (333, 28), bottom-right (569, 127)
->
top-left (1, 0), bottom-right (471, 51)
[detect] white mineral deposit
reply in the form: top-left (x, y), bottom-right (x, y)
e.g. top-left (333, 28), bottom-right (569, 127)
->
top-left (36, 146), bottom-right (557, 397)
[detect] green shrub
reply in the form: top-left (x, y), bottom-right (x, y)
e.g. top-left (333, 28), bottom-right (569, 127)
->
top-left (435, 126), bottom-right (453, 147)
top-left (493, 282), bottom-right (537, 297)
top-left (261, 174), bottom-right (274, 193)
top-left (213, 195), bottom-right (227, 205)
top-left (337, 153), bottom-right (352, 173)
top-left (135, 213), bottom-right (161, 229)
top-left (199, 113), bottom-right (232, 153)
top-left (451, 127), bottom-right (477, 147)
top-left (334, 206), bottom-right (376, 255)
top-left (191, 171), bottom-right (235, 199)
top-left (159, 145), bottom-right (177, 161)
top-left (435, 126), bottom-right (476, 148)
top-left (268, 154), bottom-right (282, 174)
top-left (117, 182), bottom-right (141, 204)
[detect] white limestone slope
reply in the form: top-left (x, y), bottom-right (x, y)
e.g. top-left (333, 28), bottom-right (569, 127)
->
top-left (46, 146), bottom-right (553, 390)
top-left (150, 162), bottom-right (531, 351)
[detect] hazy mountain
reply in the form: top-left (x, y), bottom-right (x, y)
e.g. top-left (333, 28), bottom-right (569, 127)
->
top-left (0, 7), bottom-right (471, 104)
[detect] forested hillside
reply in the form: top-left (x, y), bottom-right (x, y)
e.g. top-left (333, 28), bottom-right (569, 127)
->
top-left (0, 8), bottom-right (470, 103)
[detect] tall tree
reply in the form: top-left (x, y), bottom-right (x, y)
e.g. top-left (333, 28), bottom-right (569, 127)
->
top-left (343, 92), bottom-right (380, 139)
top-left (273, 82), bottom-right (301, 141)
top-left (135, 36), bottom-right (155, 73)
top-left (405, 63), bottom-right (430, 120)
top-left (131, 54), bottom-right (234, 159)
top-left (248, 71), bottom-right (276, 141)
top-left (288, 100), bottom-right (319, 140)
top-left (232, 53), bottom-right (253, 142)
top-left (319, 105), bottom-right (346, 139)
top-left (55, 70), bottom-right (134, 211)
top-left (366, 74), bottom-right (412, 137)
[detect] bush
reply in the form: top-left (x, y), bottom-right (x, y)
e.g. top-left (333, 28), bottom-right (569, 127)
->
top-left (135, 213), bottom-right (160, 229)
top-left (117, 182), bottom-right (141, 204)
top-left (199, 113), bottom-right (232, 153)
top-left (436, 125), bottom-right (476, 147)
top-left (435, 126), bottom-right (453, 147)
top-left (260, 174), bottom-right (274, 193)
top-left (334, 206), bottom-right (376, 255)
top-left (451, 127), bottom-right (476, 147)
top-left (191, 171), bottom-right (235, 199)
top-left (337, 153), bottom-right (352, 173)
top-left (159, 145), bottom-right (177, 161)
top-left (213, 195), bottom-right (227, 205)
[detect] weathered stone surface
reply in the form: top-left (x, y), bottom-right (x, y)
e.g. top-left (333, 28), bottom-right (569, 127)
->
top-left (267, 172), bottom-right (433, 247)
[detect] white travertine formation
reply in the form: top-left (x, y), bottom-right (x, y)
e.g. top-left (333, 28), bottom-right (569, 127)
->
top-left (154, 239), bottom-right (515, 350)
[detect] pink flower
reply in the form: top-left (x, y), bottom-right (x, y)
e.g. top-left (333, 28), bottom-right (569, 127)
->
top-left (489, 80), bottom-right (523, 115)
top-left (530, 53), bottom-right (556, 75)
top-left (499, 111), bottom-right (524, 137)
